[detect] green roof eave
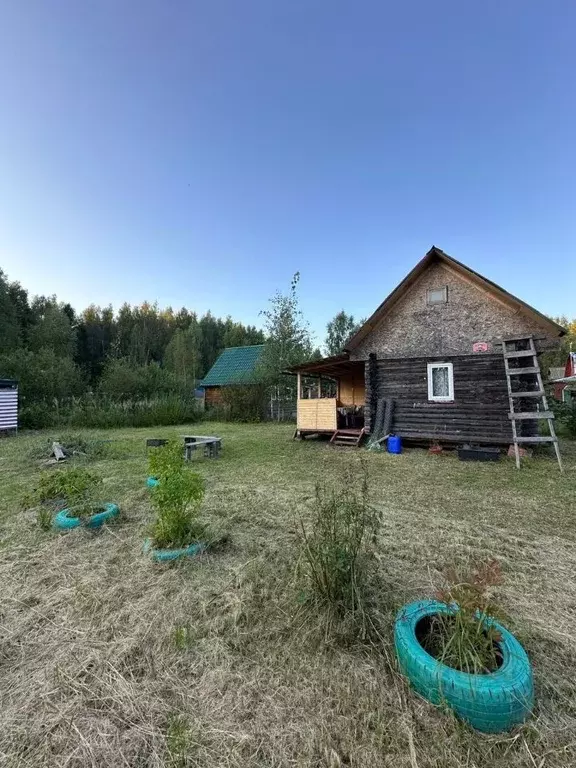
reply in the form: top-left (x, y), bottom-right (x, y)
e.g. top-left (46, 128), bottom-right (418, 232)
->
top-left (199, 344), bottom-right (266, 387)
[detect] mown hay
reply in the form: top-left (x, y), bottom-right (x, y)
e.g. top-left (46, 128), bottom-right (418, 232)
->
top-left (0, 424), bottom-right (575, 767)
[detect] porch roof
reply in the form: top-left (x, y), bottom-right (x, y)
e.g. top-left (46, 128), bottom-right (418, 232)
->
top-left (286, 353), bottom-right (363, 378)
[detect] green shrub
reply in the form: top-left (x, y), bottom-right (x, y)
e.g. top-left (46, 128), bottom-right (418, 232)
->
top-left (298, 463), bottom-right (380, 626)
top-left (20, 403), bottom-right (58, 430)
top-left (148, 441), bottom-right (205, 549)
top-left (550, 398), bottom-right (576, 439)
top-left (0, 347), bottom-right (84, 405)
top-left (219, 383), bottom-right (269, 422)
top-left (204, 403), bottom-right (231, 422)
top-left (24, 467), bottom-right (102, 517)
top-left (148, 440), bottom-right (185, 479)
top-left (99, 359), bottom-right (186, 400)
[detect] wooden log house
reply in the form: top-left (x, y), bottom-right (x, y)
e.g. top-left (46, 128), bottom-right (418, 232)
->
top-left (290, 247), bottom-right (565, 447)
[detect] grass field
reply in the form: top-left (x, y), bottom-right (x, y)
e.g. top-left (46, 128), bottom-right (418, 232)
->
top-left (1, 423), bottom-right (575, 768)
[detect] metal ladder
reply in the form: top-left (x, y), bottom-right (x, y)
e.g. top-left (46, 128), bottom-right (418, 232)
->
top-left (502, 336), bottom-right (563, 472)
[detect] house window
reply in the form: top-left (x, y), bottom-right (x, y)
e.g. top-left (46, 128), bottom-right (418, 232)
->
top-left (427, 286), bottom-right (448, 305)
top-left (427, 362), bottom-right (454, 402)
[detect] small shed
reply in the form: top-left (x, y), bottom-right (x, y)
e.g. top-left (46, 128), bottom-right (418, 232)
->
top-left (0, 378), bottom-right (18, 434)
top-left (199, 345), bottom-right (265, 406)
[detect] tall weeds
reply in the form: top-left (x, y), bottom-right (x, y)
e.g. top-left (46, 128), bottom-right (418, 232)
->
top-left (20, 394), bottom-right (202, 430)
top-left (298, 462), bottom-right (381, 636)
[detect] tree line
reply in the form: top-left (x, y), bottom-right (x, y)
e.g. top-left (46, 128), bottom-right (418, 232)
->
top-left (6, 260), bottom-right (568, 428)
top-left (0, 267), bottom-right (265, 415)
top-left (0, 265), bottom-right (366, 425)
top-left (541, 316), bottom-right (576, 372)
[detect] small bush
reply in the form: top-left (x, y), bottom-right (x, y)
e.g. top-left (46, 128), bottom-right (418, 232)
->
top-left (20, 403), bottom-right (57, 430)
top-left (550, 398), bottom-right (576, 439)
top-left (148, 441), bottom-right (205, 549)
top-left (24, 467), bottom-right (102, 518)
top-left (204, 403), bottom-right (231, 422)
top-left (148, 440), bottom-right (185, 480)
top-left (219, 383), bottom-right (269, 422)
top-left (298, 463), bottom-right (380, 629)
top-left (422, 558), bottom-right (505, 674)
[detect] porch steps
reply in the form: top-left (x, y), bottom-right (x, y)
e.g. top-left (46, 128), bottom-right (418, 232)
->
top-left (329, 428), bottom-right (365, 448)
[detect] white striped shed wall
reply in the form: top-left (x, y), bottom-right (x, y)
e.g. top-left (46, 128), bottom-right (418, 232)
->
top-left (0, 384), bottom-right (18, 431)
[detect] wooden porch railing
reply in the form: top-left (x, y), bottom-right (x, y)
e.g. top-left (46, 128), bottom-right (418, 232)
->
top-left (296, 398), bottom-right (337, 431)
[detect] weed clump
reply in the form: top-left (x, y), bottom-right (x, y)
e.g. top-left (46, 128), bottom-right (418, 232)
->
top-left (298, 462), bottom-right (381, 635)
top-left (421, 558), bottom-right (506, 674)
top-left (24, 466), bottom-right (102, 525)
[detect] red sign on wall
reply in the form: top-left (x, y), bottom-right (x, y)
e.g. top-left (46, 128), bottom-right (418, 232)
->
top-left (472, 342), bottom-right (489, 353)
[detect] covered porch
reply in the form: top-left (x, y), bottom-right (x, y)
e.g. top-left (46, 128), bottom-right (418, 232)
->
top-left (288, 354), bottom-right (366, 440)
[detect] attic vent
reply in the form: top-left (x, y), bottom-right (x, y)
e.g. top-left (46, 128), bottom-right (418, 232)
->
top-left (427, 286), bottom-right (448, 305)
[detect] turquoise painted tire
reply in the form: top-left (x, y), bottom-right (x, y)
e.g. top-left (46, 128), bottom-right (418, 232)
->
top-left (394, 600), bottom-right (533, 733)
top-left (54, 502), bottom-right (120, 531)
top-left (147, 476), bottom-right (160, 488)
top-left (142, 538), bottom-right (205, 562)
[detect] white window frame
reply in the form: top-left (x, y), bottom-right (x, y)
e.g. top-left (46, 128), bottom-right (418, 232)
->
top-left (427, 362), bottom-right (454, 402)
top-left (426, 286), bottom-right (448, 305)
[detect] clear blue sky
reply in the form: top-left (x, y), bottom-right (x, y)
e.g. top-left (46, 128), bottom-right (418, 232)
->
top-left (0, 1), bottom-right (574, 343)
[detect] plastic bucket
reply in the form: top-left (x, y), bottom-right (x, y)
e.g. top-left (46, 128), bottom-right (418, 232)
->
top-left (387, 434), bottom-right (402, 454)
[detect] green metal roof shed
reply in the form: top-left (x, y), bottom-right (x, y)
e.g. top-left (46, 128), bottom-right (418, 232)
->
top-left (199, 345), bottom-right (265, 387)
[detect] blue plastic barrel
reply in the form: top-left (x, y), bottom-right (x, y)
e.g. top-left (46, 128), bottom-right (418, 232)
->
top-left (387, 434), bottom-right (402, 454)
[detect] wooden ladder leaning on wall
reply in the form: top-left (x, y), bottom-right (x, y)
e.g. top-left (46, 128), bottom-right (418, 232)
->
top-left (501, 335), bottom-right (563, 472)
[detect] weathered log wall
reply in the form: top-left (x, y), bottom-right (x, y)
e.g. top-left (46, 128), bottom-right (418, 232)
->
top-left (364, 354), bottom-right (538, 444)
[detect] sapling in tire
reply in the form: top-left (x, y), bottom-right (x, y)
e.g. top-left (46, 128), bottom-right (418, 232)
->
top-left (145, 441), bottom-right (207, 561)
top-left (394, 559), bottom-right (533, 733)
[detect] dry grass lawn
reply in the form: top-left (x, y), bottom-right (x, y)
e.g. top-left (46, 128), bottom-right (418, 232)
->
top-left (0, 423), bottom-right (575, 767)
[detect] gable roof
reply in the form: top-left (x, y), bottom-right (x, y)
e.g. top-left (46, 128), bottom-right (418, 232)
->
top-left (199, 345), bottom-right (265, 387)
top-left (345, 246), bottom-right (565, 351)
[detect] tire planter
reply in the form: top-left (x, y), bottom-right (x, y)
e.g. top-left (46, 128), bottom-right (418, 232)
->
top-left (54, 502), bottom-right (120, 531)
top-left (395, 600), bottom-right (533, 733)
top-left (147, 476), bottom-right (160, 488)
top-left (142, 538), bottom-right (205, 563)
